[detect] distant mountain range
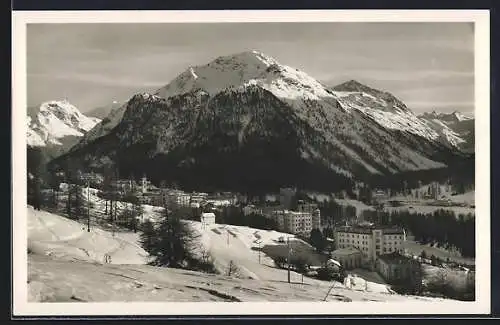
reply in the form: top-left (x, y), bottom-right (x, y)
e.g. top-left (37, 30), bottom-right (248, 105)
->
top-left (418, 111), bottom-right (474, 153)
top-left (42, 50), bottom-right (473, 193)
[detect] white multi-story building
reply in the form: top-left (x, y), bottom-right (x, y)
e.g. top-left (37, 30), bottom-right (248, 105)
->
top-left (335, 223), bottom-right (406, 262)
top-left (312, 209), bottom-right (321, 230)
top-left (162, 189), bottom-right (191, 208)
top-left (272, 210), bottom-right (312, 235)
top-left (243, 204), bottom-right (263, 216)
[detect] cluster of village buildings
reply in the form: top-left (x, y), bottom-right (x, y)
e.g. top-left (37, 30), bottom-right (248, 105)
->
top-left (74, 174), bottom-right (473, 290)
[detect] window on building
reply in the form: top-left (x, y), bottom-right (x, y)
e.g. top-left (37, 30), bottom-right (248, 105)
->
top-left (376, 245), bottom-right (380, 250)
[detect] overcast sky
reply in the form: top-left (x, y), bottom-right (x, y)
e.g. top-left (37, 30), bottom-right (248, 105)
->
top-left (27, 22), bottom-right (474, 115)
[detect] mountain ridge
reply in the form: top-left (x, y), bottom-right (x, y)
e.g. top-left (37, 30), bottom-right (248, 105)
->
top-left (49, 51), bottom-right (467, 192)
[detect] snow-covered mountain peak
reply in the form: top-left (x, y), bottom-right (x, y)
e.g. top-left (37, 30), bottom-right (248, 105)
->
top-left (332, 80), bottom-right (410, 114)
top-left (451, 111), bottom-right (473, 122)
top-left (425, 111), bottom-right (439, 118)
top-left (53, 51), bottom-right (467, 190)
top-left (134, 92), bottom-right (163, 102)
top-left (27, 100), bottom-right (101, 148)
top-left (211, 50), bottom-right (280, 69)
top-left (154, 51), bottom-right (334, 101)
top-left (333, 79), bottom-right (375, 94)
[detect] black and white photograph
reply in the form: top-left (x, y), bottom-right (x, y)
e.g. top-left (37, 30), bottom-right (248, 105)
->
top-left (12, 10), bottom-right (490, 316)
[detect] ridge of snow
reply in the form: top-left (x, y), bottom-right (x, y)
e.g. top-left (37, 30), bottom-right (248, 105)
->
top-left (73, 103), bottom-right (128, 148)
top-left (189, 67), bottom-right (198, 79)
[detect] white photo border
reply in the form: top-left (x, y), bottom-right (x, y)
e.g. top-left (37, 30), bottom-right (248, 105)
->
top-left (12, 9), bottom-right (491, 316)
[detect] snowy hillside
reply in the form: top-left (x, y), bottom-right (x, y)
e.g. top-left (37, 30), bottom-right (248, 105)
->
top-left (29, 253), bottom-right (449, 303)
top-left (28, 206), bottom-right (148, 265)
top-left (27, 206), bottom-right (451, 303)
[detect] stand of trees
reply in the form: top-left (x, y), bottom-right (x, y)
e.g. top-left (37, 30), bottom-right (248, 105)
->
top-left (318, 200), bottom-right (357, 225)
top-left (363, 209), bottom-right (475, 258)
top-left (27, 147), bottom-right (45, 210)
top-left (117, 196), bottom-right (143, 232)
top-left (424, 269), bottom-right (475, 301)
top-left (216, 206), bottom-right (279, 231)
top-left (364, 156), bottom-right (475, 194)
top-left (309, 228), bottom-right (327, 252)
top-left (139, 206), bottom-right (216, 273)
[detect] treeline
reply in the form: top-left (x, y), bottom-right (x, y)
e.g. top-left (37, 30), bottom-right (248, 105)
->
top-left (363, 209), bottom-right (475, 258)
top-left (28, 146), bottom-right (142, 232)
top-left (365, 156), bottom-right (475, 193)
top-left (318, 200), bottom-right (357, 225)
top-left (215, 206), bottom-right (280, 231)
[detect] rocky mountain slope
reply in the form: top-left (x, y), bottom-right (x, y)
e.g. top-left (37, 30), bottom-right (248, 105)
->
top-left (27, 100), bottom-right (101, 160)
top-left (331, 80), bottom-right (471, 151)
top-left (51, 51), bottom-right (465, 193)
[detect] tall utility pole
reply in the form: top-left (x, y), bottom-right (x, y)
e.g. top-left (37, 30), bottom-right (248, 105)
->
top-left (259, 241), bottom-right (261, 264)
top-left (287, 237), bottom-right (291, 283)
top-left (257, 240), bottom-right (262, 264)
top-left (87, 180), bottom-right (90, 232)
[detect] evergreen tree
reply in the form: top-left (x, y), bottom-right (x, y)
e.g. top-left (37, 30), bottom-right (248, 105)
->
top-left (46, 170), bottom-right (61, 210)
top-left (27, 147), bottom-right (45, 210)
top-left (323, 227), bottom-right (334, 239)
top-left (226, 260), bottom-right (239, 276)
top-left (132, 197), bottom-right (144, 232)
top-left (140, 220), bottom-right (158, 257)
top-left (310, 228), bottom-right (327, 252)
top-left (144, 206), bottom-right (198, 268)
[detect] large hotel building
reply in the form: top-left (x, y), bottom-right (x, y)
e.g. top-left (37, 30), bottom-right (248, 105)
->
top-left (335, 223), bottom-right (406, 262)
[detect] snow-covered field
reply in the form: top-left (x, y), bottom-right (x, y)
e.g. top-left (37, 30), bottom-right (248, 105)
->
top-left (335, 198), bottom-right (375, 216)
top-left (189, 221), bottom-right (310, 282)
top-left (449, 191), bottom-right (475, 206)
top-left (27, 205), bottom-right (452, 303)
top-left (403, 241), bottom-right (475, 266)
top-left (28, 253), bottom-right (447, 303)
